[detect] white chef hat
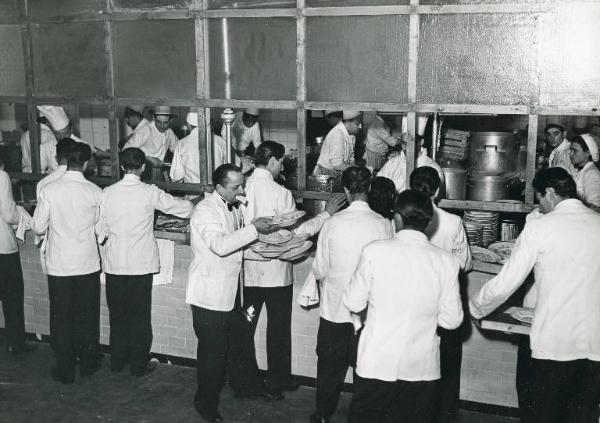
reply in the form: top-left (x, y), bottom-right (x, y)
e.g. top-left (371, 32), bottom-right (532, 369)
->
top-left (342, 110), bottom-right (361, 121)
top-left (186, 111), bottom-right (199, 127)
top-left (244, 108), bottom-right (260, 117)
top-left (155, 105), bottom-right (172, 115)
top-left (579, 133), bottom-right (599, 162)
top-left (127, 105), bottom-right (144, 113)
top-left (37, 105), bottom-right (70, 131)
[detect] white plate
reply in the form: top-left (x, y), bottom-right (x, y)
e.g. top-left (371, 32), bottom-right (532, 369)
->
top-left (270, 211), bottom-right (306, 226)
top-left (280, 241), bottom-right (313, 261)
top-left (259, 229), bottom-right (293, 245)
top-left (509, 308), bottom-right (534, 325)
top-left (487, 241), bottom-right (515, 263)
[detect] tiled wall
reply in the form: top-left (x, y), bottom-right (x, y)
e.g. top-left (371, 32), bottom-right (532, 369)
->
top-left (2, 233), bottom-right (518, 408)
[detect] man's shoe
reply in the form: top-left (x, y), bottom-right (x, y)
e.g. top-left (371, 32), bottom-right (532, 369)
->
top-left (283, 379), bottom-right (301, 392)
top-left (8, 342), bottom-right (38, 355)
top-left (194, 404), bottom-right (223, 423)
top-left (51, 367), bottom-right (74, 384)
top-left (133, 358), bottom-right (158, 377)
top-left (309, 413), bottom-right (329, 423)
top-left (261, 390), bottom-right (285, 401)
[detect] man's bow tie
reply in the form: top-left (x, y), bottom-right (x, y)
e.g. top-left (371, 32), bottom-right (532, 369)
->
top-left (222, 199), bottom-right (240, 211)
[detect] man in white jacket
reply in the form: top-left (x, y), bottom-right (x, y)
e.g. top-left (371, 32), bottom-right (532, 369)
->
top-left (232, 141), bottom-right (345, 399)
top-left (344, 190), bottom-right (463, 423)
top-left (470, 167), bottom-right (600, 423)
top-left (409, 166), bottom-right (471, 423)
top-left (185, 163), bottom-right (274, 423)
top-left (100, 147), bottom-right (195, 376)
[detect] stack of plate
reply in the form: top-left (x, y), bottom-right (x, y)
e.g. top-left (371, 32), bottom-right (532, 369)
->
top-left (269, 211), bottom-right (306, 228)
top-left (464, 221), bottom-right (483, 247)
top-left (251, 232), bottom-right (312, 261)
top-left (464, 211), bottom-right (499, 247)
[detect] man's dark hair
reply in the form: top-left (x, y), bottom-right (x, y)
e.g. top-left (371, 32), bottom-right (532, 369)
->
top-left (67, 141), bottom-right (92, 168)
top-left (532, 167), bottom-right (577, 199)
top-left (409, 166), bottom-right (441, 198)
top-left (56, 138), bottom-right (75, 163)
top-left (254, 141), bottom-right (285, 166)
top-left (325, 111), bottom-right (343, 120)
top-left (394, 189), bottom-right (434, 232)
top-left (120, 147), bottom-right (146, 171)
top-left (212, 163), bottom-right (242, 187)
top-left (544, 123), bottom-right (566, 133)
top-left (369, 176), bottom-right (396, 220)
top-left (342, 166), bottom-right (371, 195)
top-left (124, 107), bottom-right (143, 120)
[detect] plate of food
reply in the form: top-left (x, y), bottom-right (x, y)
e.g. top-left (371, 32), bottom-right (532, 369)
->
top-left (487, 241), bottom-right (515, 264)
top-left (471, 246), bottom-right (502, 264)
top-left (280, 241), bottom-right (313, 261)
top-left (259, 229), bottom-right (293, 245)
top-left (269, 211), bottom-right (306, 227)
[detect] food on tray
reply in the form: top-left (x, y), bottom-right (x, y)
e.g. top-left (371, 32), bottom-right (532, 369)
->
top-left (470, 246), bottom-right (502, 264)
top-left (269, 211), bottom-right (306, 226)
top-left (258, 229), bottom-right (293, 245)
top-left (487, 241), bottom-right (515, 263)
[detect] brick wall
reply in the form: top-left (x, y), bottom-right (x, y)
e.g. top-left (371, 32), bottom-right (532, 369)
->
top-left (3, 234), bottom-right (518, 408)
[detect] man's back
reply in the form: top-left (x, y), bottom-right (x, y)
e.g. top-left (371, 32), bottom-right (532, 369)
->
top-left (345, 230), bottom-right (462, 382)
top-left (313, 201), bottom-right (393, 323)
top-left (34, 171), bottom-right (101, 276)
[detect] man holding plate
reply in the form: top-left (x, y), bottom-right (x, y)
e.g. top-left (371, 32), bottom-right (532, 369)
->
top-left (231, 141), bottom-right (345, 399)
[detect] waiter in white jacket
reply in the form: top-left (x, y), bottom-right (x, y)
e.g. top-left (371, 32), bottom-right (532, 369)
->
top-left (185, 163), bottom-right (274, 423)
top-left (309, 166), bottom-right (393, 423)
top-left (233, 141), bottom-right (345, 399)
top-left (20, 115), bottom-right (57, 173)
top-left (470, 167), bottom-right (600, 423)
top-left (409, 166), bottom-right (471, 423)
top-left (344, 190), bottom-right (463, 423)
top-left (0, 154), bottom-right (37, 354)
top-left (222, 108), bottom-right (262, 174)
top-left (33, 142), bottom-right (102, 384)
top-left (100, 147), bottom-right (195, 377)
top-left (314, 111), bottom-right (362, 177)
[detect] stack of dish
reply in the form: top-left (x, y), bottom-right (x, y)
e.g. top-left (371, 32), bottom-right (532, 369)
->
top-left (464, 211), bottom-right (499, 247)
top-left (464, 221), bottom-right (483, 247)
top-left (252, 229), bottom-right (313, 261)
top-left (269, 211), bottom-right (306, 228)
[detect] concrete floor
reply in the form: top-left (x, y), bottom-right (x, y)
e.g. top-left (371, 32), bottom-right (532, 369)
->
top-left (0, 342), bottom-right (518, 423)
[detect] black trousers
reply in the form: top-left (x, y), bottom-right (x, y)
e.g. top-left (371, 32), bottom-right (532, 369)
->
top-left (315, 318), bottom-right (358, 418)
top-left (105, 273), bottom-right (153, 375)
top-left (516, 336), bottom-right (534, 420)
top-left (348, 374), bottom-right (438, 423)
top-left (47, 271), bottom-right (101, 379)
top-left (520, 357), bottom-right (600, 423)
top-left (436, 326), bottom-right (463, 423)
top-left (232, 285), bottom-right (293, 393)
top-left (192, 305), bottom-right (259, 414)
top-left (0, 253), bottom-right (26, 349)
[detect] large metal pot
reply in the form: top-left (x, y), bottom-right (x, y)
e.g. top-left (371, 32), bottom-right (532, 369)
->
top-left (469, 131), bottom-right (519, 175)
top-left (467, 172), bottom-right (511, 201)
top-left (441, 167), bottom-right (467, 200)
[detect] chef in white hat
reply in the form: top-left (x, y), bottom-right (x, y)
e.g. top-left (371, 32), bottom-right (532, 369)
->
top-left (170, 109), bottom-right (227, 184)
top-left (221, 108), bottom-right (262, 173)
top-left (314, 110), bottom-right (362, 177)
top-left (20, 112), bottom-right (58, 173)
top-left (123, 105), bottom-right (179, 181)
top-left (570, 133), bottom-right (600, 210)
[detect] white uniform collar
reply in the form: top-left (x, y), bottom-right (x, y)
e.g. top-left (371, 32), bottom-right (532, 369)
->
top-left (347, 200), bottom-right (370, 210)
top-left (123, 173), bottom-right (141, 182)
top-left (252, 167), bottom-right (274, 180)
top-left (394, 229), bottom-right (428, 242)
top-left (335, 121), bottom-right (350, 138)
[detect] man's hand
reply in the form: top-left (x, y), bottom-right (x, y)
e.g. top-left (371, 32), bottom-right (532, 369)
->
top-left (252, 217), bottom-right (276, 234)
top-left (325, 193), bottom-right (347, 216)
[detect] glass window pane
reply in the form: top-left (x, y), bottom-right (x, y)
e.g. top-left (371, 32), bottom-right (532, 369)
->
top-left (113, 20), bottom-right (196, 99)
top-left (306, 15), bottom-right (409, 103)
top-left (110, 0), bottom-right (193, 9)
top-left (307, 0), bottom-right (408, 6)
top-left (539, 9), bottom-right (600, 107)
top-left (29, 0), bottom-right (105, 18)
top-left (31, 23), bottom-right (107, 98)
top-left (208, 18), bottom-right (296, 100)
top-left (0, 102), bottom-right (28, 173)
top-left (0, 0), bottom-right (22, 18)
top-left (0, 25), bottom-right (26, 96)
top-left (417, 14), bottom-right (534, 105)
top-left (207, 0), bottom-right (294, 9)
top-left (421, 0), bottom-right (529, 4)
